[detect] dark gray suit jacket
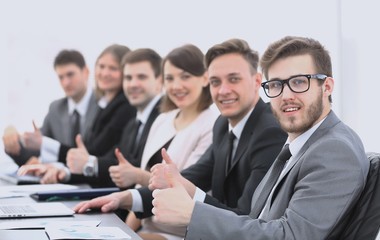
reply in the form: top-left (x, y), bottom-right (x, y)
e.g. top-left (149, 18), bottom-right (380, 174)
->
top-left (186, 111), bottom-right (370, 240)
top-left (135, 98), bottom-right (287, 218)
top-left (10, 90), bottom-right (98, 166)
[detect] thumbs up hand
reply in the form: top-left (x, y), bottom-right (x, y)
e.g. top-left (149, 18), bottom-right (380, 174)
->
top-left (3, 125), bottom-right (22, 155)
top-left (109, 148), bottom-right (144, 188)
top-left (149, 148), bottom-right (182, 190)
top-left (23, 120), bottom-right (43, 151)
top-left (67, 134), bottom-right (90, 174)
top-left (151, 165), bottom-right (195, 226)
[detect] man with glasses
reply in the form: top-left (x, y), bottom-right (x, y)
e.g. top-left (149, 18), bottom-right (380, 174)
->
top-left (150, 36), bottom-right (369, 239)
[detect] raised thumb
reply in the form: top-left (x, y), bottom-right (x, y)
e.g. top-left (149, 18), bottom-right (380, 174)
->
top-left (75, 134), bottom-right (85, 149)
top-left (161, 148), bottom-right (174, 164)
top-left (115, 148), bottom-right (128, 165)
top-left (32, 120), bottom-right (40, 132)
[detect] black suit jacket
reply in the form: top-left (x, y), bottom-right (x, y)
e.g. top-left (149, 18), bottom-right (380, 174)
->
top-left (136, 98), bottom-right (287, 218)
top-left (58, 90), bottom-right (136, 163)
top-left (70, 98), bottom-right (161, 187)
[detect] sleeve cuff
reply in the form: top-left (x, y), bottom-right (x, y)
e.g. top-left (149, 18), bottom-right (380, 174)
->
top-left (130, 189), bottom-right (143, 212)
top-left (40, 137), bottom-right (60, 163)
top-left (193, 187), bottom-right (206, 202)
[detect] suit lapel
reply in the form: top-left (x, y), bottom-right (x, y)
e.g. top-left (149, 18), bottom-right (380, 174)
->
top-left (275, 111), bottom-right (340, 184)
top-left (60, 100), bottom-right (72, 146)
top-left (226, 99), bottom-right (267, 175)
top-left (134, 99), bottom-right (161, 160)
top-left (211, 118), bottom-right (229, 198)
top-left (82, 91), bottom-right (99, 143)
top-left (140, 110), bottom-right (177, 170)
top-left (260, 111), bottom-right (342, 211)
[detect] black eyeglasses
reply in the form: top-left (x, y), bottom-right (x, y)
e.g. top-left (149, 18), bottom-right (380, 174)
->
top-left (261, 74), bottom-right (328, 98)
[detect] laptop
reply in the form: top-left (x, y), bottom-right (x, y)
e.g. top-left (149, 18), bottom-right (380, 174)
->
top-left (0, 171), bottom-right (41, 185)
top-left (0, 202), bottom-right (74, 218)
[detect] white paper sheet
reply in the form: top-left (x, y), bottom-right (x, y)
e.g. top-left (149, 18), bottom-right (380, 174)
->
top-left (0, 183), bottom-right (78, 199)
top-left (0, 219), bottom-right (101, 230)
top-left (45, 226), bottom-right (131, 239)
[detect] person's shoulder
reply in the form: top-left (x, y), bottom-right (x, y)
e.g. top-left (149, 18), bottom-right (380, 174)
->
top-left (48, 97), bottom-right (68, 110)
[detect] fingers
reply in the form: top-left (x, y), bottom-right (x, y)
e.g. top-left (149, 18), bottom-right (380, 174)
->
top-left (161, 148), bottom-right (174, 164)
top-left (3, 128), bottom-right (21, 155)
top-left (75, 134), bottom-right (85, 149)
top-left (115, 148), bottom-right (128, 165)
top-left (26, 156), bottom-right (40, 165)
top-left (17, 164), bottom-right (46, 176)
top-left (164, 165), bottom-right (181, 188)
top-left (73, 201), bottom-right (91, 213)
top-left (58, 169), bottom-right (67, 181)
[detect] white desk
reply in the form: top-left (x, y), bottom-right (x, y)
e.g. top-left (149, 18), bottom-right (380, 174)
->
top-left (0, 180), bottom-right (142, 240)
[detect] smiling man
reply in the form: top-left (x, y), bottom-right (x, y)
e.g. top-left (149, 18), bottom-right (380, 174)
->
top-left (67, 48), bottom-right (163, 187)
top-left (151, 36), bottom-right (370, 240)
top-left (73, 39), bottom-right (287, 235)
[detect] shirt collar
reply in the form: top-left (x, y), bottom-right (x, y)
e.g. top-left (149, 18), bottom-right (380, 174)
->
top-left (68, 87), bottom-right (92, 116)
top-left (288, 115), bottom-right (328, 157)
top-left (228, 107), bottom-right (254, 141)
top-left (136, 94), bottom-right (162, 125)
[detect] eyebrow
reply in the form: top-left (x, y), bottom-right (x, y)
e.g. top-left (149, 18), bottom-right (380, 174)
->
top-left (268, 74), bottom-right (308, 82)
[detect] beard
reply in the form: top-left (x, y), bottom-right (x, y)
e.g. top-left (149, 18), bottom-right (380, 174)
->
top-left (273, 89), bottom-right (323, 135)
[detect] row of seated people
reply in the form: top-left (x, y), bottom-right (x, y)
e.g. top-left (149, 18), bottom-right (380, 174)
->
top-left (3, 36), bottom-right (373, 239)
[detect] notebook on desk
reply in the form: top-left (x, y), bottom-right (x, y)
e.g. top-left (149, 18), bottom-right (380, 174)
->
top-left (0, 202), bottom-right (74, 218)
top-left (30, 187), bottom-right (120, 201)
top-left (0, 171), bottom-right (41, 185)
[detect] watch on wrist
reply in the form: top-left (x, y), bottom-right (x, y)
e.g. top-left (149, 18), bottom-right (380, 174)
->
top-left (83, 158), bottom-right (96, 177)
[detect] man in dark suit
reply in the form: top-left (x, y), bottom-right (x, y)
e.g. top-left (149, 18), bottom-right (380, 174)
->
top-left (18, 48), bottom-right (163, 187)
top-left (73, 39), bottom-right (286, 227)
top-left (150, 36), bottom-right (370, 239)
top-left (3, 49), bottom-right (98, 167)
top-left (141, 39), bottom-right (287, 216)
top-left (64, 48), bottom-right (163, 187)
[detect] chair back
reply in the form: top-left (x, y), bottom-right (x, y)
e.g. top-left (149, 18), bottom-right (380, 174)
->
top-left (338, 152), bottom-right (380, 240)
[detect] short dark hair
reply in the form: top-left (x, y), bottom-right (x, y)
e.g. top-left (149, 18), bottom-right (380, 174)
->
top-left (121, 48), bottom-right (162, 78)
top-left (205, 38), bottom-right (259, 73)
top-left (160, 44), bottom-right (212, 113)
top-left (54, 49), bottom-right (86, 69)
top-left (260, 36), bottom-right (332, 102)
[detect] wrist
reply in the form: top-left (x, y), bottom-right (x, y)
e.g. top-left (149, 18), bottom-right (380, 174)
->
top-left (83, 156), bottom-right (98, 177)
top-left (136, 169), bottom-right (150, 186)
top-left (119, 190), bottom-right (132, 210)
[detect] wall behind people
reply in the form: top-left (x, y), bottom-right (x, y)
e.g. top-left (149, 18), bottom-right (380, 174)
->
top-left (0, 0), bottom-right (378, 164)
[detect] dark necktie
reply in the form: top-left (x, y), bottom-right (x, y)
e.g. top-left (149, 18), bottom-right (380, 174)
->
top-left (225, 131), bottom-right (236, 175)
top-left (250, 144), bottom-right (292, 218)
top-left (71, 110), bottom-right (80, 146)
top-left (130, 120), bottom-right (142, 156)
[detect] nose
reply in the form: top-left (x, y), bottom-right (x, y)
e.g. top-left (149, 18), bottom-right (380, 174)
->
top-left (281, 83), bottom-right (294, 99)
top-left (218, 82), bottom-right (231, 95)
top-left (129, 78), bottom-right (139, 87)
top-left (171, 78), bottom-right (182, 89)
top-left (60, 77), bottom-right (70, 87)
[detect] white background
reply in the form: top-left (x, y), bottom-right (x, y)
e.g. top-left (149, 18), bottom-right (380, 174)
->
top-left (1, 0), bottom-right (379, 169)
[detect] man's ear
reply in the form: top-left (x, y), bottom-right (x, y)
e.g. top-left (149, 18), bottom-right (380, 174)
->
top-left (323, 77), bottom-right (334, 96)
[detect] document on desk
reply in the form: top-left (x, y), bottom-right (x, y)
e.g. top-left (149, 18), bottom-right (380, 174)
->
top-left (0, 219), bottom-right (101, 230)
top-left (0, 183), bottom-right (78, 199)
top-left (45, 226), bottom-right (131, 239)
